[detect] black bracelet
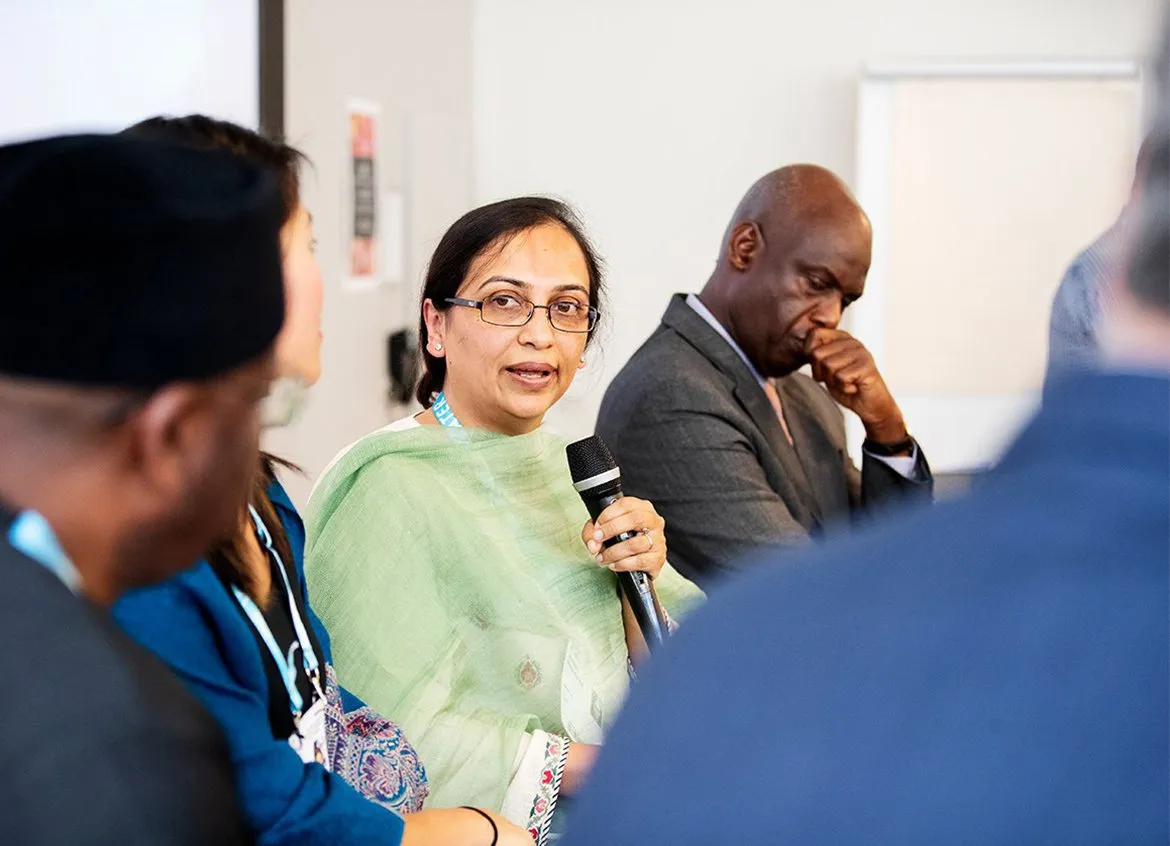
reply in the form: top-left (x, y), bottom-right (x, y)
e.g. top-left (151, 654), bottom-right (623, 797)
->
top-left (460, 806), bottom-right (499, 846)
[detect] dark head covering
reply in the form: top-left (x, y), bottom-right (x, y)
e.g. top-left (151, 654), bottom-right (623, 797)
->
top-left (0, 133), bottom-right (285, 389)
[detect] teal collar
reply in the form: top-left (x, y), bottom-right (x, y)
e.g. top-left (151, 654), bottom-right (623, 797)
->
top-left (8, 510), bottom-right (81, 594)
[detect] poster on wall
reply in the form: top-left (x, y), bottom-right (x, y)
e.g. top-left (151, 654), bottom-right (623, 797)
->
top-left (345, 99), bottom-right (379, 291)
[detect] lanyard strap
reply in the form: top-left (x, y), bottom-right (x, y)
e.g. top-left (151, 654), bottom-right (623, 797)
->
top-left (231, 505), bottom-right (323, 717)
top-left (231, 585), bottom-right (306, 715)
top-left (249, 505), bottom-right (321, 683)
top-left (432, 391), bottom-right (462, 428)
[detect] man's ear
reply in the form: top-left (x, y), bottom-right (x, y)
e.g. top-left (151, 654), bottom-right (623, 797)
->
top-left (124, 385), bottom-right (208, 503)
top-left (727, 221), bottom-right (763, 272)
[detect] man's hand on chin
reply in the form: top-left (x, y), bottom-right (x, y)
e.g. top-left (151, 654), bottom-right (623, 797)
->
top-left (805, 328), bottom-right (910, 452)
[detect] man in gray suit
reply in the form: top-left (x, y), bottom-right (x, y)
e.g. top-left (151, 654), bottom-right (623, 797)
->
top-left (598, 165), bottom-right (932, 587)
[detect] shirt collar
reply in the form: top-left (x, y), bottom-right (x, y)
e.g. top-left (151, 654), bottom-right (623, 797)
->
top-left (8, 510), bottom-right (81, 594)
top-left (685, 293), bottom-right (767, 387)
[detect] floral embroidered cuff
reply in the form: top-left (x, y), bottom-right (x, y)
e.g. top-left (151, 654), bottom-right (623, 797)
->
top-left (501, 730), bottom-right (568, 846)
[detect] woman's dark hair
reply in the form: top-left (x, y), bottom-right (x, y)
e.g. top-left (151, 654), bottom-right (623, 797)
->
top-left (123, 114), bottom-right (306, 227)
top-left (124, 114), bottom-right (307, 601)
top-left (416, 197), bottom-right (606, 406)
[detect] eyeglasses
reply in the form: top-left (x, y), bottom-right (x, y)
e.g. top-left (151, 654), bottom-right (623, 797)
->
top-left (260, 376), bottom-right (309, 429)
top-left (445, 294), bottom-right (599, 333)
top-left (93, 375), bottom-right (306, 431)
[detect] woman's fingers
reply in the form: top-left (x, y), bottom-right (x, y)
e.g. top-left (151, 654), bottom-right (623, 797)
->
top-left (598, 530), bottom-right (665, 579)
top-left (595, 512), bottom-right (652, 543)
top-left (583, 497), bottom-right (667, 576)
top-left (595, 498), bottom-right (664, 542)
top-left (597, 531), bottom-right (655, 563)
top-left (581, 519), bottom-right (601, 555)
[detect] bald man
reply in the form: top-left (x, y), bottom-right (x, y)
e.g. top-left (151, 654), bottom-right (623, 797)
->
top-left (597, 165), bottom-right (932, 587)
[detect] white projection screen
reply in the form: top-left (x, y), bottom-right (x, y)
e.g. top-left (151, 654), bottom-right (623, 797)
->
top-left (0, 0), bottom-right (259, 144)
top-left (849, 63), bottom-right (1143, 473)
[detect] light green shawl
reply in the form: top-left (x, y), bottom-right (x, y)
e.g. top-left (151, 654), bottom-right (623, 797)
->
top-left (304, 424), bottom-right (702, 811)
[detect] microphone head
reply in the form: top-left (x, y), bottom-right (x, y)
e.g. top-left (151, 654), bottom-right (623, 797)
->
top-left (566, 435), bottom-right (617, 485)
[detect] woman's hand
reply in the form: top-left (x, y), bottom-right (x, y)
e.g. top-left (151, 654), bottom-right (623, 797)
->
top-left (582, 496), bottom-right (667, 580)
top-left (402, 807), bottom-right (534, 845)
top-left (562, 742), bottom-right (600, 796)
top-left (488, 809), bottom-right (537, 846)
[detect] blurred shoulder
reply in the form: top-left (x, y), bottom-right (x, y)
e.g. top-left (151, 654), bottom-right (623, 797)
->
top-left (1, 556), bottom-right (219, 747)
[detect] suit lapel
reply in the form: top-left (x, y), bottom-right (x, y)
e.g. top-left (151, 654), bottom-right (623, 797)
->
top-left (733, 381), bottom-right (822, 527)
top-left (776, 377), bottom-right (849, 519)
top-left (662, 296), bottom-right (821, 529)
top-left (661, 295), bottom-right (753, 385)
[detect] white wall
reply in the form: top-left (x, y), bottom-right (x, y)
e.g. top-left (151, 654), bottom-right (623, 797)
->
top-left (851, 69), bottom-right (1142, 471)
top-left (0, 0), bottom-right (474, 508)
top-left (473, 0), bottom-right (1165, 443)
top-left (268, 0), bottom-right (474, 506)
top-left (0, 0), bottom-right (257, 142)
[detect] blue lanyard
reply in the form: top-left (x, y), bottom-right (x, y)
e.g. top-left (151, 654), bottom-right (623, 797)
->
top-left (8, 510), bottom-right (81, 594)
top-left (432, 391), bottom-right (462, 428)
top-left (232, 504), bottom-right (321, 717)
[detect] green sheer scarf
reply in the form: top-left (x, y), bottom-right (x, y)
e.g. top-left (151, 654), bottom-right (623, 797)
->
top-left (304, 424), bottom-right (703, 811)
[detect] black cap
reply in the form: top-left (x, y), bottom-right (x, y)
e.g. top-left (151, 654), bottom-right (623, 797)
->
top-left (0, 133), bottom-right (285, 389)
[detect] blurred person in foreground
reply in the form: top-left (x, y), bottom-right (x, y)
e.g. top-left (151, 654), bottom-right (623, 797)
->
top-left (0, 133), bottom-right (287, 844)
top-left (1046, 134), bottom-right (1154, 384)
top-left (566, 43), bottom-right (1169, 844)
top-left (114, 115), bottom-right (535, 846)
top-left (597, 165), bottom-right (932, 589)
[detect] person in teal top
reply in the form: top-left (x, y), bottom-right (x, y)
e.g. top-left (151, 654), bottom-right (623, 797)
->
top-left (113, 115), bottom-right (533, 846)
top-left (116, 474), bottom-right (431, 842)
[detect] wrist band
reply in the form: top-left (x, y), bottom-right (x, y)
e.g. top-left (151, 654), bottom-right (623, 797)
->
top-left (460, 806), bottom-right (499, 846)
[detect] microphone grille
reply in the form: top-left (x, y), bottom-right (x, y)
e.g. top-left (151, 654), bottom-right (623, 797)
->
top-left (566, 435), bottom-right (617, 483)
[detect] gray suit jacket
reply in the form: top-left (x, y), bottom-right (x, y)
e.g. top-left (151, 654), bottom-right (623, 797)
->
top-left (597, 294), bottom-right (932, 587)
top-left (0, 505), bottom-right (251, 845)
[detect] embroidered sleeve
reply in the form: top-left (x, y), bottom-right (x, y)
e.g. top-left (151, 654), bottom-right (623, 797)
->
top-left (500, 730), bottom-right (569, 846)
top-left (664, 606), bottom-right (680, 634)
top-left (323, 664), bottom-right (429, 815)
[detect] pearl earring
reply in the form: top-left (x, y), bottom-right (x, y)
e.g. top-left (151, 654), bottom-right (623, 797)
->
top-left (435, 342), bottom-right (443, 352)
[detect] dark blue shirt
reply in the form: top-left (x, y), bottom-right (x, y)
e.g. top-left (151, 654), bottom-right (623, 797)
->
top-left (566, 372), bottom-right (1170, 845)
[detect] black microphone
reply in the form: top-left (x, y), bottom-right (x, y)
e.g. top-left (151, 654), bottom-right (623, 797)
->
top-left (566, 435), bottom-right (669, 653)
